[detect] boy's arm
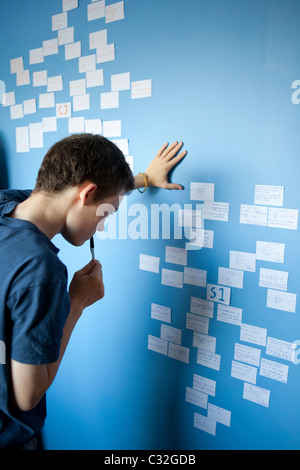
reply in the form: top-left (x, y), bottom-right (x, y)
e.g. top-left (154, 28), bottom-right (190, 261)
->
top-left (11, 259), bottom-right (104, 412)
top-left (134, 141), bottom-right (187, 191)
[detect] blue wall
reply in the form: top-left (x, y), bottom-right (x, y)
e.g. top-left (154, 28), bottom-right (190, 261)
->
top-left (1, 0), bottom-right (300, 450)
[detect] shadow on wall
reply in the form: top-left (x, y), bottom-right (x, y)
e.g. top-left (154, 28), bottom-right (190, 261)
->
top-left (0, 132), bottom-right (9, 189)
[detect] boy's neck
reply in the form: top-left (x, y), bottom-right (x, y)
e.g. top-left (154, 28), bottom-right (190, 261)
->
top-left (9, 190), bottom-right (74, 240)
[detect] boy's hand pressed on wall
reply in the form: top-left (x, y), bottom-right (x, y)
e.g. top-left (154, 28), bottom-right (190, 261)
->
top-left (145, 141), bottom-right (187, 190)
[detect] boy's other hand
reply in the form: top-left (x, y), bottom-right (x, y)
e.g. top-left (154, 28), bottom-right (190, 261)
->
top-left (69, 259), bottom-right (105, 311)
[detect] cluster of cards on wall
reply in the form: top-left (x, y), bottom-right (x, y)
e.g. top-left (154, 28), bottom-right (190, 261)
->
top-left (2, 0), bottom-right (152, 172)
top-left (141, 183), bottom-right (298, 437)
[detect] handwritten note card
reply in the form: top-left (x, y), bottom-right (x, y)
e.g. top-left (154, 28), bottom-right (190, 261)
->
top-left (190, 183), bottom-right (214, 202)
top-left (161, 268), bottom-right (183, 288)
top-left (243, 382), bottom-right (270, 408)
top-left (151, 303), bottom-right (171, 323)
top-left (256, 241), bottom-right (285, 263)
top-left (240, 204), bottom-right (268, 226)
top-left (254, 185), bottom-right (284, 206)
top-left (259, 268), bottom-right (288, 291)
top-left (266, 289), bottom-right (297, 313)
top-left (139, 254), bottom-right (160, 273)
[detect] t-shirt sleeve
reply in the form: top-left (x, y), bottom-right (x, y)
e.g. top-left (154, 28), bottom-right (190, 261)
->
top-left (7, 280), bottom-right (71, 365)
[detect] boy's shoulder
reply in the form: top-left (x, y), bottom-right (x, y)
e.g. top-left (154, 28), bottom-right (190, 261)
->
top-left (0, 189), bottom-right (32, 216)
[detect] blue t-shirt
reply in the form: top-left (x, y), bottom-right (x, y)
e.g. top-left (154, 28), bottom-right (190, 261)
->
top-left (0, 190), bottom-right (71, 449)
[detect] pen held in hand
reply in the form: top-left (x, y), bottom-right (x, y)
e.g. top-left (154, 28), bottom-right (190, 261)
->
top-left (90, 236), bottom-right (95, 260)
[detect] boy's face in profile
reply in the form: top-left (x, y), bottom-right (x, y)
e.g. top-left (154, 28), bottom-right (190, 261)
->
top-left (61, 186), bottom-right (124, 247)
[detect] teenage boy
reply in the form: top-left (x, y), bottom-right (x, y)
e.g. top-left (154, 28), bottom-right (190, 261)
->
top-left (0, 134), bottom-right (186, 450)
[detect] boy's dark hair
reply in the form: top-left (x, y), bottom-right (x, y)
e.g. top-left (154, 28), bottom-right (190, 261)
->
top-left (33, 133), bottom-right (135, 200)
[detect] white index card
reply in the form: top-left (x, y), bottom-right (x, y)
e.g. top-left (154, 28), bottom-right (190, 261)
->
top-left (65, 41), bottom-right (81, 60)
top-left (42, 117), bottom-right (57, 132)
top-left (193, 374), bottom-right (216, 397)
top-left (266, 337), bottom-right (296, 363)
top-left (68, 116), bottom-right (85, 133)
top-left (259, 268), bottom-right (288, 291)
top-left (193, 331), bottom-right (216, 352)
top-left (23, 99), bottom-right (36, 115)
top-left (16, 127), bottom-right (29, 153)
top-left (139, 254), bottom-right (159, 273)
top-left (88, 1), bottom-right (105, 21)
top-left (190, 297), bottom-right (214, 318)
top-left (58, 26), bottom-right (74, 46)
top-left (165, 246), bottom-right (187, 266)
top-left (231, 360), bottom-right (257, 384)
top-left (207, 404), bottom-right (231, 427)
top-left (190, 183), bottom-right (214, 201)
top-left (260, 358), bottom-right (289, 383)
top-left (204, 202), bottom-right (229, 221)
top-left (151, 303), bottom-right (171, 323)
top-left (131, 79), bottom-right (152, 99)
top-left (111, 72), bottom-right (130, 91)
top-left (266, 289), bottom-right (297, 313)
top-left (243, 382), bottom-right (270, 408)
top-left (255, 185), bottom-right (284, 206)
top-left (230, 250), bottom-right (256, 272)
top-left (240, 323), bottom-right (267, 347)
top-left (102, 120), bottom-right (121, 138)
top-left (29, 123), bottom-right (43, 148)
top-left (161, 268), bottom-right (183, 288)
top-left (73, 93), bottom-right (90, 112)
top-left (197, 349), bottom-right (220, 371)
top-left (186, 313), bottom-right (209, 334)
top-left (184, 267), bottom-right (207, 287)
top-left (161, 324), bottom-right (182, 345)
top-left (268, 207), bottom-right (298, 230)
top-left (47, 75), bottom-right (63, 92)
top-left (3, 91), bottom-right (15, 107)
top-left (52, 12), bottom-right (68, 31)
top-left (29, 48), bottom-right (44, 65)
top-left (86, 69), bottom-right (104, 88)
top-left (186, 387), bottom-right (208, 409)
top-left (85, 119), bottom-right (102, 135)
top-left (63, 0), bottom-right (78, 12)
top-left (56, 102), bottom-right (71, 118)
top-left (148, 335), bottom-right (168, 356)
top-left (194, 412), bottom-right (216, 436)
top-left (79, 55), bottom-right (96, 74)
top-left (39, 93), bottom-right (55, 109)
top-left (100, 91), bottom-right (119, 109)
top-left (206, 284), bottom-right (231, 305)
top-left (89, 29), bottom-right (107, 50)
top-left (217, 304), bottom-right (242, 326)
top-left (43, 39), bottom-right (59, 56)
top-left (97, 43), bottom-right (115, 64)
top-left (178, 209), bottom-right (202, 228)
top-left (218, 267), bottom-right (244, 289)
top-left (70, 79), bottom-right (86, 96)
top-left (240, 204), bottom-right (268, 226)
top-left (256, 241), bottom-right (285, 263)
top-left (234, 343), bottom-right (261, 367)
top-left (10, 57), bottom-right (23, 74)
top-left (16, 70), bottom-right (30, 86)
top-left (33, 71), bottom-right (47, 87)
top-left (10, 104), bottom-right (23, 120)
top-left (105, 1), bottom-right (125, 23)
top-left (111, 139), bottom-right (129, 155)
top-left (168, 342), bottom-right (189, 363)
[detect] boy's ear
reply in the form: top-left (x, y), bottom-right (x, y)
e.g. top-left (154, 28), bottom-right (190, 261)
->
top-left (79, 183), bottom-right (98, 205)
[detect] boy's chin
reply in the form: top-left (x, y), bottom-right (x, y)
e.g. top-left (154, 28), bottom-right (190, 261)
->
top-left (61, 232), bottom-right (86, 247)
